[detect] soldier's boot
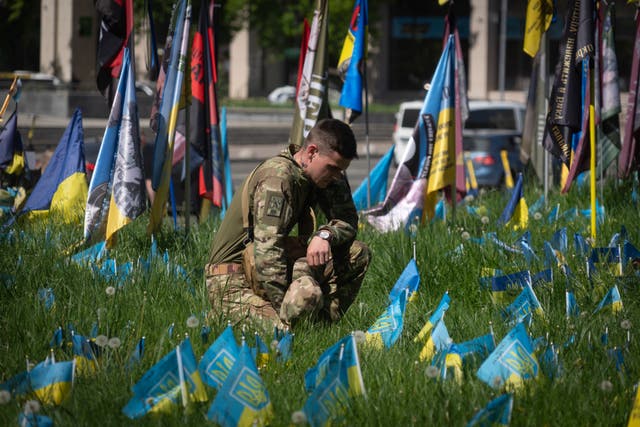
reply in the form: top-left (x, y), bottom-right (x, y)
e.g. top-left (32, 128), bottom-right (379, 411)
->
top-left (279, 276), bottom-right (323, 326)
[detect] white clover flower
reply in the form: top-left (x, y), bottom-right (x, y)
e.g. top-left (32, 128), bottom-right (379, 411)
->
top-left (621, 319), bottom-right (632, 330)
top-left (425, 366), bottom-right (439, 379)
top-left (23, 399), bottom-right (40, 414)
top-left (95, 335), bottom-right (109, 347)
top-left (599, 380), bottom-right (613, 392)
top-left (186, 315), bottom-right (200, 329)
top-left (352, 330), bottom-right (366, 344)
top-left (461, 231), bottom-right (471, 241)
top-left (108, 337), bottom-right (121, 349)
top-left (534, 212), bottom-right (543, 220)
top-left (0, 390), bottom-right (10, 404)
top-left (464, 194), bottom-right (475, 203)
top-left (105, 286), bottom-right (116, 296)
top-left (291, 411), bottom-right (307, 424)
top-left (481, 216), bottom-right (490, 225)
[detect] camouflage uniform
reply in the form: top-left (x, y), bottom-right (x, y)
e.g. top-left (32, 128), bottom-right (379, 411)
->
top-left (206, 147), bottom-right (370, 328)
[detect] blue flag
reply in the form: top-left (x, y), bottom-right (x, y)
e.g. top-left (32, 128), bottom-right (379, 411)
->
top-left (490, 270), bottom-right (532, 304)
top-left (84, 48), bottom-right (145, 246)
top-left (71, 240), bottom-right (107, 265)
top-left (19, 413), bottom-right (54, 427)
top-left (127, 336), bottom-right (146, 370)
top-left (207, 340), bottom-right (273, 427)
top-left (467, 393), bottom-right (513, 426)
top-left (302, 335), bottom-right (365, 427)
top-left (337, 0), bottom-right (367, 123)
top-left (305, 335), bottom-right (365, 397)
top-left (352, 145), bottom-right (394, 210)
top-left (251, 333), bottom-right (271, 369)
top-left (419, 318), bottom-right (453, 362)
top-left (388, 258), bottom-right (420, 302)
top-left (28, 360), bottom-right (75, 405)
top-left (497, 173), bottom-right (528, 230)
top-left (502, 282), bottom-right (544, 325)
top-left (123, 338), bottom-right (208, 419)
top-left (198, 325), bottom-right (240, 390)
top-left (566, 290), bottom-right (580, 317)
top-left (17, 108), bottom-right (87, 222)
top-left (274, 329), bottom-right (294, 363)
top-left (415, 291), bottom-right (450, 342)
top-left (365, 289), bottom-right (408, 348)
top-left (477, 322), bottom-right (539, 389)
top-left (0, 111), bottom-right (25, 176)
top-left (593, 284), bottom-right (623, 314)
top-left (449, 333), bottom-right (496, 364)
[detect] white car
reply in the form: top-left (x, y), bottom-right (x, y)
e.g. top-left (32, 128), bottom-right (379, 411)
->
top-left (392, 99), bottom-right (525, 166)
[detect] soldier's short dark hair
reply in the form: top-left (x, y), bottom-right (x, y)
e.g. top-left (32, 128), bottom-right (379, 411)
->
top-left (305, 118), bottom-right (358, 160)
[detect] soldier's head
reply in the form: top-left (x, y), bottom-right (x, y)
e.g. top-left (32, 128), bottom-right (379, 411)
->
top-left (297, 119), bottom-right (357, 188)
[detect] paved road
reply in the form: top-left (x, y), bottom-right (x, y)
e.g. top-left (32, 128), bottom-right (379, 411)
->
top-left (17, 110), bottom-right (396, 192)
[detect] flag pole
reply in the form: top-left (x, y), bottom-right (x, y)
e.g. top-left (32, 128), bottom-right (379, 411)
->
top-left (364, 44), bottom-right (371, 209)
top-left (0, 75), bottom-right (18, 123)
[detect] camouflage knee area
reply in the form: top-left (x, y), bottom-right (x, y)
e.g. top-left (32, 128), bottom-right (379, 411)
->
top-left (279, 276), bottom-right (323, 325)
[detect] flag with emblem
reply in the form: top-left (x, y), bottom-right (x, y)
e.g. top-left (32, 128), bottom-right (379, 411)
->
top-left (388, 258), bottom-right (420, 302)
top-left (123, 337), bottom-right (207, 419)
top-left (207, 339), bottom-right (274, 427)
top-left (364, 289), bottom-right (407, 349)
top-left (477, 322), bottom-right (539, 389)
top-left (198, 324), bottom-right (240, 390)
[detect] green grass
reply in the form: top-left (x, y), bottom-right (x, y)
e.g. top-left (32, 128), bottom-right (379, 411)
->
top-left (1, 179), bottom-right (639, 426)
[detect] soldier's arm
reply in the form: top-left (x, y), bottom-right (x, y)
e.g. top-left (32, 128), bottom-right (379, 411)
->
top-left (252, 175), bottom-right (292, 310)
top-left (315, 175), bottom-right (358, 245)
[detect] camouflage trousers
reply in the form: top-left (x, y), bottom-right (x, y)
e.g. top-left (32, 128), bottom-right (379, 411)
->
top-left (205, 240), bottom-right (370, 329)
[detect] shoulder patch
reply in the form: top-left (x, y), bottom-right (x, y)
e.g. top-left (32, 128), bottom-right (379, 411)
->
top-left (265, 191), bottom-right (285, 218)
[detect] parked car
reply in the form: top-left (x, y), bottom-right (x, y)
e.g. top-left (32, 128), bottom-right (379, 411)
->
top-left (391, 99), bottom-right (525, 187)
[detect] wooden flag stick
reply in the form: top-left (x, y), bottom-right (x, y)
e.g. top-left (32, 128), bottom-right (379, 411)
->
top-left (0, 76), bottom-right (18, 123)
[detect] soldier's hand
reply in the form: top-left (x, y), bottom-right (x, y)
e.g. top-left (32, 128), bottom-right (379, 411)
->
top-left (307, 237), bottom-right (332, 267)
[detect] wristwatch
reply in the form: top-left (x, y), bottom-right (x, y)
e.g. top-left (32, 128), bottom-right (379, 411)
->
top-left (316, 229), bottom-right (332, 242)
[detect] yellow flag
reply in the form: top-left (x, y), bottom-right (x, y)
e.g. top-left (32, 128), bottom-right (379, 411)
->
top-left (523, 0), bottom-right (553, 57)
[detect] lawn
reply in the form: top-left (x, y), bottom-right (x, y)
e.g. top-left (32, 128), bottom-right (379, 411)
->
top-left (0, 179), bottom-right (639, 426)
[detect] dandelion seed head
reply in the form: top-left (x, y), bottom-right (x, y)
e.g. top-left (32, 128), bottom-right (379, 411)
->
top-left (186, 315), bottom-right (200, 328)
top-left (95, 335), bottom-right (109, 347)
top-left (105, 286), bottom-right (116, 296)
top-left (425, 366), bottom-right (439, 379)
top-left (409, 224), bottom-right (418, 235)
top-left (461, 231), bottom-right (471, 241)
top-left (465, 194), bottom-right (475, 203)
top-left (353, 330), bottom-right (366, 344)
top-left (107, 337), bottom-right (121, 349)
top-left (600, 380), bottom-right (613, 392)
top-left (270, 340), bottom-right (279, 352)
top-left (534, 212), bottom-right (543, 220)
top-left (0, 390), bottom-right (10, 404)
top-left (291, 411), bottom-right (307, 424)
top-left (481, 216), bottom-right (490, 225)
top-left (621, 319), bottom-right (632, 330)
top-left (23, 399), bottom-right (40, 414)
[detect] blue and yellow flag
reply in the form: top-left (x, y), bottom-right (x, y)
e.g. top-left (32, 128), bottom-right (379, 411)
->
top-left (467, 393), bottom-right (514, 427)
top-left (419, 318), bottom-right (453, 362)
top-left (207, 339), bottom-right (273, 427)
top-left (593, 284), bottom-right (623, 314)
top-left (302, 335), bottom-right (365, 427)
top-left (415, 291), bottom-right (450, 342)
top-left (497, 173), bottom-right (528, 230)
top-left (71, 333), bottom-right (101, 376)
top-left (84, 48), bottom-right (145, 246)
top-left (337, 0), bottom-right (367, 124)
top-left (18, 108), bottom-right (87, 223)
top-left (566, 290), bottom-right (580, 317)
top-left (251, 332), bottom-right (270, 369)
top-left (274, 328), bottom-right (293, 363)
top-left (19, 413), bottom-right (54, 427)
top-left (477, 322), bottom-right (539, 389)
top-left (431, 348), bottom-right (463, 382)
top-left (388, 258), bottom-right (420, 303)
top-left (305, 335), bottom-right (365, 397)
top-left (352, 145), bottom-right (393, 211)
top-left (148, 0), bottom-right (191, 234)
top-left (490, 270), bottom-right (532, 304)
top-left (450, 333), bottom-right (496, 364)
top-left (502, 282), bottom-right (544, 325)
top-left (123, 337), bottom-right (207, 419)
top-left (365, 289), bottom-right (407, 349)
top-left (0, 111), bottom-right (25, 176)
top-left (198, 325), bottom-right (240, 390)
top-left (29, 360), bottom-right (74, 405)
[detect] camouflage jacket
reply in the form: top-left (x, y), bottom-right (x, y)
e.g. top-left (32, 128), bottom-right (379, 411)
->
top-left (208, 147), bottom-right (358, 309)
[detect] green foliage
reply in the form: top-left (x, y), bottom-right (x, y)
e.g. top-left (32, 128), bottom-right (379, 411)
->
top-left (1, 180), bottom-right (640, 425)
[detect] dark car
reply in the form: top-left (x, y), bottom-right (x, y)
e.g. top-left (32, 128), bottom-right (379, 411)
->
top-left (463, 100), bottom-right (525, 188)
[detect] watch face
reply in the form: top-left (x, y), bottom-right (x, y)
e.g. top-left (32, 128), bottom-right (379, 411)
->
top-left (319, 230), bottom-right (331, 240)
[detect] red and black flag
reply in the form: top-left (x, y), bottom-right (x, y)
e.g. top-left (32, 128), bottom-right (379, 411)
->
top-left (543, 0), bottom-right (594, 169)
top-left (95, 0), bottom-right (133, 104)
top-left (190, 0), bottom-right (223, 207)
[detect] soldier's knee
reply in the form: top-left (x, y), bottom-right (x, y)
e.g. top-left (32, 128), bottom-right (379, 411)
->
top-left (350, 240), bottom-right (371, 270)
top-left (280, 277), bottom-right (323, 324)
